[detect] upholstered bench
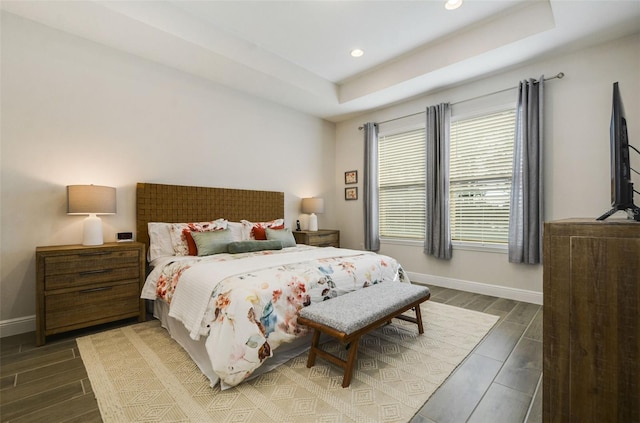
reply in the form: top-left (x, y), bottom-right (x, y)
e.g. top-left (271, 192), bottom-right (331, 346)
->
top-left (297, 282), bottom-right (431, 387)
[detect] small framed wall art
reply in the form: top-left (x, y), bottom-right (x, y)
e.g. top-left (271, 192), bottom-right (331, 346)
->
top-left (345, 170), bottom-right (358, 185)
top-left (345, 187), bottom-right (358, 201)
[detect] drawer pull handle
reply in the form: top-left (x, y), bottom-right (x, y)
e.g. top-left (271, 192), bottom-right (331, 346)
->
top-left (78, 251), bottom-right (112, 257)
top-left (79, 269), bottom-right (113, 276)
top-left (80, 286), bottom-right (113, 294)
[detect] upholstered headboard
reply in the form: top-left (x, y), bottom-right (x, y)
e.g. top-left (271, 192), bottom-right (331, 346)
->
top-left (136, 182), bottom-right (285, 251)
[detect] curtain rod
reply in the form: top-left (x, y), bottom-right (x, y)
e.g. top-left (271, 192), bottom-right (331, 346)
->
top-left (358, 72), bottom-right (564, 130)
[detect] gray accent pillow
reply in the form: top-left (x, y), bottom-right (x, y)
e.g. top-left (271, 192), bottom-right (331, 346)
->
top-left (227, 240), bottom-right (283, 254)
top-left (265, 227), bottom-right (297, 248)
top-left (191, 229), bottom-right (233, 256)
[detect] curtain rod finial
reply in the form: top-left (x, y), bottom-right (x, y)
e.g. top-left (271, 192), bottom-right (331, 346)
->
top-left (557, 72), bottom-right (565, 79)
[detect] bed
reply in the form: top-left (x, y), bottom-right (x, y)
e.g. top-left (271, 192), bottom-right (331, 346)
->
top-left (136, 182), bottom-right (410, 389)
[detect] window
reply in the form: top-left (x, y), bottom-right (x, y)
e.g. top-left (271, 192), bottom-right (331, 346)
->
top-left (449, 109), bottom-right (516, 245)
top-left (378, 128), bottom-right (426, 239)
top-left (376, 107), bottom-right (515, 246)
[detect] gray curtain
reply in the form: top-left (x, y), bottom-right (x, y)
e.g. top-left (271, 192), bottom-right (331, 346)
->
top-left (424, 103), bottom-right (452, 260)
top-left (363, 122), bottom-right (380, 252)
top-left (509, 77), bottom-right (544, 264)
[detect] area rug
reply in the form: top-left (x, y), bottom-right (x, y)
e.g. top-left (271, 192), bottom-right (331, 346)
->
top-left (77, 301), bottom-right (498, 423)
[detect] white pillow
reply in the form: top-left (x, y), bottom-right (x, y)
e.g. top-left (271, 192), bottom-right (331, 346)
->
top-left (227, 221), bottom-right (245, 242)
top-left (147, 222), bottom-right (174, 262)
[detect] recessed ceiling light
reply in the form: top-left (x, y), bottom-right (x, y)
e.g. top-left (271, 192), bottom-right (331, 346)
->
top-left (350, 49), bottom-right (364, 58)
top-left (444, 0), bottom-right (463, 10)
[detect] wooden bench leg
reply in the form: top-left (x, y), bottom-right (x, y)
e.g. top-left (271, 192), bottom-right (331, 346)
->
top-left (342, 336), bottom-right (360, 388)
top-left (414, 306), bottom-right (424, 334)
top-left (307, 329), bottom-right (321, 368)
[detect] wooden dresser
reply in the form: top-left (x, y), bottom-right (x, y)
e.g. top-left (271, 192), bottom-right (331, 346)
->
top-left (543, 219), bottom-right (639, 422)
top-left (35, 242), bottom-right (145, 346)
top-left (293, 229), bottom-right (340, 247)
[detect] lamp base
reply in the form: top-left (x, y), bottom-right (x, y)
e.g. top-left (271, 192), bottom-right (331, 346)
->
top-left (308, 213), bottom-right (318, 231)
top-left (83, 214), bottom-right (104, 246)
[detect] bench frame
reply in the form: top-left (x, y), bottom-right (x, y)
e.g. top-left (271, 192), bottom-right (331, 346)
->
top-left (297, 291), bottom-right (430, 388)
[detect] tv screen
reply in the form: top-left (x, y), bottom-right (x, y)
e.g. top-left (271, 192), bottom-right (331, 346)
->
top-left (597, 82), bottom-right (640, 221)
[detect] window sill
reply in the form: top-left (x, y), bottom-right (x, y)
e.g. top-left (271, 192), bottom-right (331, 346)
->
top-left (380, 237), bottom-right (507, 253)
top-left (452, 241), bottom-right (508, 253)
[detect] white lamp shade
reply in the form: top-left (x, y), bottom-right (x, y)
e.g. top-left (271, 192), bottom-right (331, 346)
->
top-left (67, 185), bottom-right (116, 214)
top-left (301, 197), bottom-right (324, 214)
top-left (67, 185), bottom-right (116, 245)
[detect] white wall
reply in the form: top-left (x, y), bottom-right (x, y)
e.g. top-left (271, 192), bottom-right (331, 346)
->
top-left (2, 11), bottom-right (638, 333)
top-left (0, 13), bottom-right (336, 331)
top-left (335, 34), bottom-right (640, 302)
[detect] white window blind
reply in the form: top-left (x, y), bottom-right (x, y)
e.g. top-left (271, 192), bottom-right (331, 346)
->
top-left (449, 109), bottom-right (516, 245)
top-left (378, 128), bottom-right (426, 239)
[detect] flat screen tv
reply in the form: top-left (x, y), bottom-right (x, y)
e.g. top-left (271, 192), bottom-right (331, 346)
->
top-left (597, 82), bottom-right (640, 221)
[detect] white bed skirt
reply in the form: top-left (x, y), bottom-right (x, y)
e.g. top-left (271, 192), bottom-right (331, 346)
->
top-left (153, 300), bottom-right (314, 389)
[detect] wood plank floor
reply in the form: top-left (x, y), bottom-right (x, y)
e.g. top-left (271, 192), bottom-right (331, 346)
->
top-left (412, 286), bottom-right (542, 423)
top-left (0, 287), bottom-right (542, 422)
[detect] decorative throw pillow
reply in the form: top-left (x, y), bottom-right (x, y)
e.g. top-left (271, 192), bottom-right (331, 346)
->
top-left (265, 227), bottom-right (297, 248)
top-left (227, 240), bottom-right (283, 254)
top-left (183, 230), bottom-right (199, 256)
top-left (191, 229), bottom-right (233, 256)
top-left (240, 219), bottom-right (285, 240)
top-left (169, 219), bottom-right (227, 256)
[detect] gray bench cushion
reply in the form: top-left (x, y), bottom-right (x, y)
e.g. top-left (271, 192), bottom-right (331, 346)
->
top-left (298, 282), bottom-right (430, 335)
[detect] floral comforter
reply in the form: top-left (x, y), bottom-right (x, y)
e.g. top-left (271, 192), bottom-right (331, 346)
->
top-left (141, 245), bottom-right (409, 388)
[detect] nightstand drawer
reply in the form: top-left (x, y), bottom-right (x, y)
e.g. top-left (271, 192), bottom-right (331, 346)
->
top-left (307, 232), bottom-right (339, 247)
top-left (45, 281), bottom-right (140, 332)
top-left (293, 229), bottom-right (340, 247)
top-left (44, 249), bottom-right (140, 276)
top-left (45, 265), bottom-right (140, 291)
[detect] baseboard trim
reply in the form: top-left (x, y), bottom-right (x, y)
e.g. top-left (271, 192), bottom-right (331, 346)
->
top-left (407, 272), bottom-right (543, 305)
top-left (0, 315), bottom-right (36, 338)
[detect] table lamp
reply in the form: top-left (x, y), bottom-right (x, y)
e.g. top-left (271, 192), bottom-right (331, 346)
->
top-left (67, 185), bottom-right (116, 245)
top-left (301, 197), bottom-right (324, 231)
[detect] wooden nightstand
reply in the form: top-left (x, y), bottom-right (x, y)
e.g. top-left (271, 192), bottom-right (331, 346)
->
top-left (35, 242), bottom-right (145, 346)
top-left (293, 229), bottom-right (340, 247)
